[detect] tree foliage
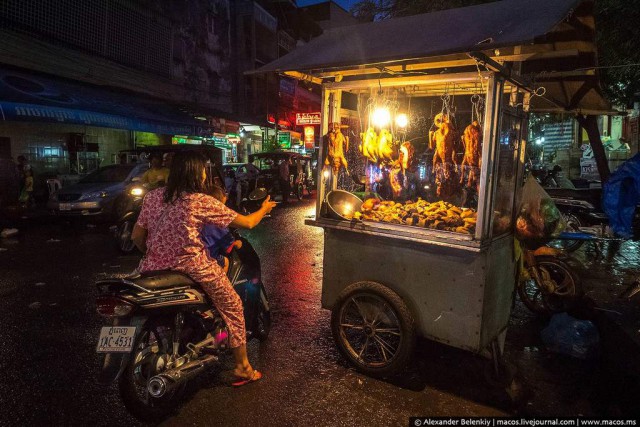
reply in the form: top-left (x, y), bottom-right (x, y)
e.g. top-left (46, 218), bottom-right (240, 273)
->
top-left (595, 0), bottom-right (640, 108)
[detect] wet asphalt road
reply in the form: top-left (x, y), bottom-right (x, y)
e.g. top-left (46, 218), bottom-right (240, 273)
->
top-left (0, 201), bottom-right (638, 426)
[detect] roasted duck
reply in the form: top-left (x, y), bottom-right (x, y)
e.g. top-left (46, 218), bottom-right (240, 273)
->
top-left (397, 141), bottom-right (415, 172)
top-left (324, 122), bottom-right (349, 174)
top-left (430, 113), bottom-right (457, 169)
top-left (460, 120), bottom-right (483, 188)
top-left (360, 127), bottom-right (379, 162)
top-left (378, 129), bottom-right (395, 163)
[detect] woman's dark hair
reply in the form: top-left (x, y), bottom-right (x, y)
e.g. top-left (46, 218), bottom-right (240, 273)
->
top-left (164, 151), bottom-right (209, 203)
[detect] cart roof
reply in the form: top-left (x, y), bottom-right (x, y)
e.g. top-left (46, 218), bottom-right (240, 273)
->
top-left (253, 0), bottom-right (580, 74)
top-left (252, 0), bottom-right (615, 115)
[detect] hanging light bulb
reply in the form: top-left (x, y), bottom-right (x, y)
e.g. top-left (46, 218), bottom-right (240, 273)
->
top-left (371, 107), bottom-right (391, 128)
top-left (396, 113), bottom-right (408, 128)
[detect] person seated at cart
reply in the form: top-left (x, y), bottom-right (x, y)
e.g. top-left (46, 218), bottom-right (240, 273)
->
top-left (202, 185), bottom-right (242, 273)
top-left (141, 153), bottom-right (169, 188)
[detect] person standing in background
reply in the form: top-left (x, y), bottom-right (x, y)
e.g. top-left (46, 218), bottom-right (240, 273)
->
top-left (279, 158), bottom-right (290, 204)
top-left (141, 153), bottom-right (169, 189)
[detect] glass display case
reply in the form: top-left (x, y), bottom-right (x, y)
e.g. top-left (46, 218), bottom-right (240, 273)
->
top-left (315, 72), bottom-right (528, 246)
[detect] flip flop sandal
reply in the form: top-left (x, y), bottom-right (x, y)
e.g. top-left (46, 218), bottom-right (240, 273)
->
top-left (231, 370), bottom-right (263, 387)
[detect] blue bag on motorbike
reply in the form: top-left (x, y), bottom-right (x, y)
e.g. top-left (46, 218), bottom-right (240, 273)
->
top-left (602, 152), bottom-right (640, 239)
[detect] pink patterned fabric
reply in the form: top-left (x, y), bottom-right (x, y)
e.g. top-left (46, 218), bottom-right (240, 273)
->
top-left (136, 188), bottom-right (246, 347)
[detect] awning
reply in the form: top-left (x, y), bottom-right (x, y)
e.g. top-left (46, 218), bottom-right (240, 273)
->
top-left (252, 0), bottom-right (614, 115)
top-left (0, 65), bottom-right (214, 134)
top-left (253, 0), bottom-right (581, 74)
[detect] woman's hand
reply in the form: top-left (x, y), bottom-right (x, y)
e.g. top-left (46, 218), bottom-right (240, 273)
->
top-left (231, 195), bottom-right (277, 230)
top-left (261, 195), bottom-right (277, 214)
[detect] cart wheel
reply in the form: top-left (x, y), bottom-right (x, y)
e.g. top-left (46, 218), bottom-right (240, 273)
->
top-left (518, 256), bottom-right (582, 315)
top-left (331, 281), bottom-right (415, 378)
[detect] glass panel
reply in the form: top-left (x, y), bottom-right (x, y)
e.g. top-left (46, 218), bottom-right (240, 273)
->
top-left (492, 109), bottom-right (523, 236)
top-left (321, 83), bottom-right (490, 237)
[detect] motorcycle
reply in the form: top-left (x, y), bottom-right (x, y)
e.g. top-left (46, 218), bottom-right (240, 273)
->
top-left (114, 182), bottom-right (148, 254)
top-left (97, 191), bottom-right (271, 421)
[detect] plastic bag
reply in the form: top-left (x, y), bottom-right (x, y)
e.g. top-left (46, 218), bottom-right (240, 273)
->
top-left (515, 176), bottom-right (566, 242)
top-left (602, 152), bottom-right (640, 239)
top-left (541, 313), bottom-right (600, 360)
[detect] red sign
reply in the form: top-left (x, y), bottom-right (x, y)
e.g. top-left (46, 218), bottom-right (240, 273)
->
top-left (296, 112), bottom-right (321, 126)
top-left (303, 126), bottom-right (315, 149)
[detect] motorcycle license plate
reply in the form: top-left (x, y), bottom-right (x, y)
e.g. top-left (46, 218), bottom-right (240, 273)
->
top-left (96, 326), bottom-right (136, 353)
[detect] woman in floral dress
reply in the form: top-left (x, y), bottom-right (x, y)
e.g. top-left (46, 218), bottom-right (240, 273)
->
top-left (131, 151), bottom-right (276, 385)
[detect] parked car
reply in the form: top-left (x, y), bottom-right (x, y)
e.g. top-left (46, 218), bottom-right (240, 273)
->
top-left (48, 163), bottom-right (148, 218)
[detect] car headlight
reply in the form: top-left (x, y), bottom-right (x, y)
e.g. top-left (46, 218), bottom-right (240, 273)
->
top-left (130, 187), bottom-right (145, 196)
top-left (80, 191), bottom-right (108, 200)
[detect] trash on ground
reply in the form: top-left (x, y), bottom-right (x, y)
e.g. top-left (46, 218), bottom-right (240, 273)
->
top-left (0, 248), bottom-right (7, 252)
top-left (35, 282), bottom-right (46, 287)
top-left (1, 228), bottom-right (19, 238)
top-left (46, 238), bottom-right (61, 243)
top-left (541, 312), bottom-right (600, 360)
top-left (28, 302), bottom-right (42, 310)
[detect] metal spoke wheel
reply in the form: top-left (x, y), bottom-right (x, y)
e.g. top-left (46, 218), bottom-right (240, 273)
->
top-left (518, 255), bottom-right (582, 315)
top-left (116, 220), bottom-right (137, 254)
top-left (331, 281), bottom-right (415, 378)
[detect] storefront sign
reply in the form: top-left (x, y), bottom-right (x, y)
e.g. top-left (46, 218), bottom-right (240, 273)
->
top-left (296, 112), bottom-right (321, 126)
top-left (278, 132), bottom-right (291, 149)
top-left (303, 126), bottom-right (315, 149)
top-left (580, 158), bottom-right (599, 180)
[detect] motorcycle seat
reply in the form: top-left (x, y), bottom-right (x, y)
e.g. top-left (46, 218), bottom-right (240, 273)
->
top-left (129, 270), bottom-right (197, 290)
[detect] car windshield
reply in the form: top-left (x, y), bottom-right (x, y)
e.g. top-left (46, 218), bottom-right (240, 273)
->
top-left (80, 165), bottom-right (135, 183)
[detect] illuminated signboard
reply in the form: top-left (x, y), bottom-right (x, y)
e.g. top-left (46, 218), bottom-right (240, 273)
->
top-left (295, 112), bottom-right (321, 126)
top-left (303, 126), bottom-right (315, 149)
top-left (278, 132), bottom-right (291, 149)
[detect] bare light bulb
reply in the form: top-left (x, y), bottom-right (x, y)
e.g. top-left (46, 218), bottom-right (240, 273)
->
top-left (371, 107), bottom-right (391, 128)
top-left (396, 113), bottom-right (408, 128)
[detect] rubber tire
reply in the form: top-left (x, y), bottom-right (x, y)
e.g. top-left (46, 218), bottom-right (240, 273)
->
top-left (518, 255), bottom-right (582, 315)
top-left (116, 219), bottom-right (137, 254)
top-left (296, 183), bottom-right (304, 200)
top-left (118, 322), bottom-right (181, 422)
top-left (255, 286), bottom-right (271, 342)
top-left (331, 281), bottom-right (416, 378)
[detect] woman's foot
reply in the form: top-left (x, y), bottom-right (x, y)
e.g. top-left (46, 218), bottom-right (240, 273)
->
top-left (231, 367), bottom-right (262, 387)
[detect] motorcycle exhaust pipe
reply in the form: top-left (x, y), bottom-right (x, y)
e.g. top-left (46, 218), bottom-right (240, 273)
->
top-left (147, 354), bottom-right (218, 398)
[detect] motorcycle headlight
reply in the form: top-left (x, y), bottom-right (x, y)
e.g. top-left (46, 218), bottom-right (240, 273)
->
top-left (80, 191), bottom-right (108, 200)
top-left (130, 187), bottom-right (145, 196)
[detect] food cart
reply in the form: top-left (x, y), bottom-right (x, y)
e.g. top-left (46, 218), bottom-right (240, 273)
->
top-left (306, 70), bottom-right (529, 378)
top-left (251, 0), bottom-right (610, 379)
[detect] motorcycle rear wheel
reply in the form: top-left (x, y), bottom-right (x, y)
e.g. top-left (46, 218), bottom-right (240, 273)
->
top-left (118, 321), bottom-right (184, 422)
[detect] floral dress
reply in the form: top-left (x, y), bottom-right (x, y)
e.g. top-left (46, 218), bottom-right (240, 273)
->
top-left (136, 188), bottom-right (246, 348)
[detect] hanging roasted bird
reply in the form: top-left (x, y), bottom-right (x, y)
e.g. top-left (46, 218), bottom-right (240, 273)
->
top-left (397, 141), bottom-right (415, 173)
top-left (460, 120), bottom-right (483, 189)
top-left (430, 113), bottom-right (457, 169)
top-left (324, 122), bottom-right (349, 174)
top-left (360, 127), bottom-right (379, 162)
top-left (378, 129), bottom-right (395, 163)
top-left (430, 113), bottom-right (458, 198)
